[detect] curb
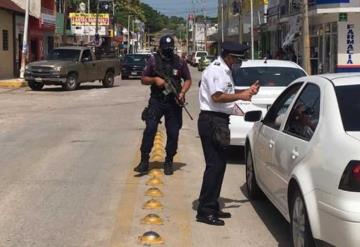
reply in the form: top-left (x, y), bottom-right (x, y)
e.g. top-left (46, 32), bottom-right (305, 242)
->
top-left (0, 79), bottom-right (27, 88)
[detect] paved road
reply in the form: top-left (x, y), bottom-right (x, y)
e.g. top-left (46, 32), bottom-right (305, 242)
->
top-left (0, 67), bottom-right (290, 247)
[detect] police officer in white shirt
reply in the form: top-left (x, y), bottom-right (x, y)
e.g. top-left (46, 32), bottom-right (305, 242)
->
top-left (196, 41), bottom-right (260, 226)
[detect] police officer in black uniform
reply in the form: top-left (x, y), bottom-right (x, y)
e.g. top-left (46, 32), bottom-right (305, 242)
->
top-left (196, 41), bottom-right (260, 225)
top-left (134, 35), bottom-right (192, 175)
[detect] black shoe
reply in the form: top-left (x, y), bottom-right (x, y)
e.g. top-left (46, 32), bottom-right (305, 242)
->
top-left (217, 211), bottom-right (231, 218)
top-left (134, 161), bottom-right (149, 174)
top-left (164, 162), bottom-right (174, 175)
top-left (196, 214), bottom-right (225, 226)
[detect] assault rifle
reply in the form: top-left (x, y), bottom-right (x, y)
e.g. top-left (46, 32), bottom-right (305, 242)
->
top-left (154, 70), bottom-right (193, 120)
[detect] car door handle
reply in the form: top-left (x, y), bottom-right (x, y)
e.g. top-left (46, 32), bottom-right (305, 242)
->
top-left (291, 150), bottom-right (299, 160)
top-left (269, 140), bottom-right (275, 149)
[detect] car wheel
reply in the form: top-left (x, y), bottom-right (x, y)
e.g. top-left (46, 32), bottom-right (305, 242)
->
top-left (102, 71), bottom-right (114, 88)
top-left (63, 73), bottom-right (78, 91)
top-left (246, 149), bottom-right (263, 199)
top-left (290, 189), bottom-right (315, 247)
top-left (28, 80), bottom-right (44, 91)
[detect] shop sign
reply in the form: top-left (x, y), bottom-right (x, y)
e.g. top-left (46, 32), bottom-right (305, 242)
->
top-left (69, 13), bottom-right (110, 26)
top-left (339, 13), bottom-right (347, 22)
top-left (346, 24), bottom-right (354, 64)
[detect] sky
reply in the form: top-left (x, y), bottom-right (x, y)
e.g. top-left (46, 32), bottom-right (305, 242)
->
top-left (140, 0), bottom-right (218, 18)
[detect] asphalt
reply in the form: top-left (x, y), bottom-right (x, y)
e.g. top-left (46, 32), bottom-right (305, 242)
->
top-left (0, 67), bottom-right (290, 247)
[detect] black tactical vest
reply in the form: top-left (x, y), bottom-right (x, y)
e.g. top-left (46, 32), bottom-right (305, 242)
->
top-left (151, 53), bottom-right (183, 99)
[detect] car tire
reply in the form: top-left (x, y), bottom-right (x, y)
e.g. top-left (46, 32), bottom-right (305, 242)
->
top-left (28, 80), bottom-right (44, 91)
top-left (102, 70), bottom-right (114, 88)
top-left (121, 75), bottom-right (128, 80)
top-left (290, 188), bottom-right (315, 247)
top-left (63, 73), bottom-right (78, 91)
top-left (246, 149), bottom-right (263, 199)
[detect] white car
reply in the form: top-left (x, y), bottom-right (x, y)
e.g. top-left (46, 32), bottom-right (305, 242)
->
top-left (230, 60), bottom-right (307, 145)
top-left (192, 51), bottom-right (208, 66)
top-left (244, 74), bottom-right (360, 247)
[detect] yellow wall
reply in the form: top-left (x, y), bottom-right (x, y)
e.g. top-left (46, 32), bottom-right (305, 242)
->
top-left (0, 9), bottom-right (14, 79)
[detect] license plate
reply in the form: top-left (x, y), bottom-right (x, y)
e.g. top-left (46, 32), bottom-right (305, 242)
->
top-left (131, 72), bottom-right (137, 75)
top-left (35, 77), bottom-right (42, 82)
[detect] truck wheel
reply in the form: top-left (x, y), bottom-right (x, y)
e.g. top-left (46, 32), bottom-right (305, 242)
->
top-left (28, 81), bottom-right (44, 91)
top-left (102, 71), bottom-right (115, 88)
top-left (63, 73), bottom-right (78, 91)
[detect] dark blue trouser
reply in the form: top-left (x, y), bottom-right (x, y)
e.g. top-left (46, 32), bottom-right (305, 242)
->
top-left (140, 97), bottom-right (182, 160)
top-left (197, 111), bottom-right (229, 216)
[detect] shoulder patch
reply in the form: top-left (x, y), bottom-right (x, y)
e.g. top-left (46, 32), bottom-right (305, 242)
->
top-left (214, 62), bottom-right (221, 66)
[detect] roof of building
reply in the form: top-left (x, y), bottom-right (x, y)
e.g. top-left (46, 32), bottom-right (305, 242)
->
top-left (0, 0), bottom-right (24, 13)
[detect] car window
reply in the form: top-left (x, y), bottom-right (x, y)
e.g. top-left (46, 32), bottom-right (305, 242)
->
top-left (124, 54), bottom-right (148, 64)
top-left (335, 84), bottom-right (360, 131)
top-left (82, 50), bottom-right (92, 61)
top-left (284, 83), bottom-right (320, 141)
top-left (48, 49), bottom-right (80, 61)
top-left (263, 83), bottom-right (303, 130)
top-left (233, 67), bottom-right (306, 87)
top-left (196, 52), bottom-right (207, 57)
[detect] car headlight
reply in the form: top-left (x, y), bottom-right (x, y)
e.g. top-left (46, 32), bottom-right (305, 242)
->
top-left (25, 65), bottom-right (30, 70)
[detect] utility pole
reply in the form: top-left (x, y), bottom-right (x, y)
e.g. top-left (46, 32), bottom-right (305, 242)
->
top-left (132, 18), bottom-right (135, 53)
top-left (204, 3), bottom-right (207, 53)
top-left (186, 14), bottom-right (189, 55)
top-left (221, 0), bottom-right (224, 42)
top-left (302, 0), bottom-right (311, 74)
top-left (250, 0), bottom-right (254, 59)
top-left (127, 15), bottom-right (130, 54)
top-left (95, 0), bottom-right (99, 34)
top-left (19, 0), bottom-right (30, 79)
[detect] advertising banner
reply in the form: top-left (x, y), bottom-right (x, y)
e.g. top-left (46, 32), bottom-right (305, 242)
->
top-left (69, 13), bottom-right (110, 26)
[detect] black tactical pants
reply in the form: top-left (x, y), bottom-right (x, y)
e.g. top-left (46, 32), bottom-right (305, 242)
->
top-left (197, 111), bottom-right (230, 216)
top-left (140, 97), bottom-right (182, 160)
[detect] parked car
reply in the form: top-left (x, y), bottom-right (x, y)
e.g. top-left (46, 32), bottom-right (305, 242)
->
top-left (192, 51), bottom-right (208, 66)
top-left (244, 73), bottom-right (360, 247)
top-left (198, 55), bottom-right (215, 71)
top-left (120, 53), bottom-right (151, 80)
top-left (24, 46), bottom-right (120, 91)
top-left (229, 60), bottom-right (307, 145)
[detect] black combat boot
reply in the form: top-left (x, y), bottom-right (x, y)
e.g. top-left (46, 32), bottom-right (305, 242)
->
top-left (134, 153), bottom-right (149, 174)
top-left (164, 157), bottom-right (174, 175)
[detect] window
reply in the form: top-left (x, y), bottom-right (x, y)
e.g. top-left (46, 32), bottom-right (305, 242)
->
top-left (284, 83), bottom-right (320, 141)
top-left (263, 83), bottom-right (303, 130)
top-left (335, 84), bottom-right (360, 131)
top-left (82, 50), bottom-right (92, 61)
top-left (47, 49), bottom-right (81, 61)
top-left (2, 30), bottom-right (9, 51)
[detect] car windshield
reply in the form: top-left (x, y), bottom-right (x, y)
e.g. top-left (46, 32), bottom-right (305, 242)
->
top-left (124, 54), bottom-right (149, 64)
top-left (233, 66), bottom-right (306, 87)
top-left (196, 52), bottom-right (207, 57)
top-left (335, 84), bottom-right (360, 131)
top-left (48, 49), bottom-right (81, 61)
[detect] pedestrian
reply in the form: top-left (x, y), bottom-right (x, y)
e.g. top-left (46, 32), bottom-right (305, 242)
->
top-left (196, 41), bottom-right (260, 226)
top-left (134, 35), bottom-right (192, 175)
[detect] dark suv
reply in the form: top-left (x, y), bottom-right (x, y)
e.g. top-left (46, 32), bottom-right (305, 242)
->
top-left (120, 53), bottom-right (151, 79)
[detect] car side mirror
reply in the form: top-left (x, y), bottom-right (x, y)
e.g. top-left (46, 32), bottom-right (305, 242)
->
top-left (244, 110), bottom-right (262, 122)
top-left (82, 57), bottom-right (90, 62)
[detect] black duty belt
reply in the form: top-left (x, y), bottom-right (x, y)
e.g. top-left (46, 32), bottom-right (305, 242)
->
top-left (200, 110), bottom-right (229, 119)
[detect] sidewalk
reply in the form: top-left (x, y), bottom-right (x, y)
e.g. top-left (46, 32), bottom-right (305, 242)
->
top-left (0, 78), bottom-right (27, 88)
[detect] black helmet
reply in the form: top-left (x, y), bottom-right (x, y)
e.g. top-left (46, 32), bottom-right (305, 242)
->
top-left (159, 35), bottom-right (174, 49)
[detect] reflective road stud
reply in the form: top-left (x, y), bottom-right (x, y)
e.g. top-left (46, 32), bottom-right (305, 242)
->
top-left (141, 214), bottom-right (164, 225)
top-left (138, 231), bottom-right (164, 245)
top-left (145, 187), bottom-right (163, 197)
top-left (146, 177), bottom-right (163, 186)
top-left (149, 169), bottom-right (163, 177)
top-left (143, 199), bottom-right (163, 209)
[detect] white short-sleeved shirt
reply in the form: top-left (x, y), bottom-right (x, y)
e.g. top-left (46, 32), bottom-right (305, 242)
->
top-left (199, 56), bottom-right (235, 114)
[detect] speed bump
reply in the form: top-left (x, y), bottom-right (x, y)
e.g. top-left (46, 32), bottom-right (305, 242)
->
top-left (138, 231), bottom-right (164, 245)
top-left (146, 177), bottom-right (163, 186)
top-left (145, 187), bottom-right (163, 197)
top-left (143, 199), bottom-right (163, 209)
top-left (141, 214), bottom-right (164, 225)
